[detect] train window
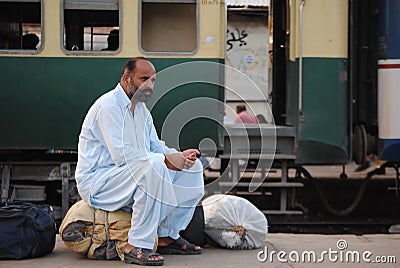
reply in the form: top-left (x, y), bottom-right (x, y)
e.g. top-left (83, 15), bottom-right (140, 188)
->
top-left (62, 0), bottom-right (120, 53)
top-left (0, 0), bottom-right (42, 52)
top-left (140, 0), bottom-right (198, 53)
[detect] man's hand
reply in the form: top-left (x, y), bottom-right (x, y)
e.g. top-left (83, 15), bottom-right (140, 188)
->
top-left (164, 153), bottom-right (186, 171)
top-left (181, 149), bottom-right (200, 170)
top-left (182, 149), bottom-right (200, 160)
top-left (164, 149), bottom-right (200, 171)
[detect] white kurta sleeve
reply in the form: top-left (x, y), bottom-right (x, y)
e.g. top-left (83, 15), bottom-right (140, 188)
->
top-left (147, 113), bottom-right (178, 155)
top-left (96, 105), bottom-right (126, 166)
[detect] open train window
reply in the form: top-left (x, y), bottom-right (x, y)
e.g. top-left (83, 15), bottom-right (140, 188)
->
top-left (62, 0), bottom-right (120, 53)
top-left (140, 0), bottom-right (198, 54)
top-left (0, 0), bottom-right (42, 52)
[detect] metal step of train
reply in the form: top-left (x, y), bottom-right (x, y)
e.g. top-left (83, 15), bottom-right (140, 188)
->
top-left (217, 153), bottom-right (304, 215)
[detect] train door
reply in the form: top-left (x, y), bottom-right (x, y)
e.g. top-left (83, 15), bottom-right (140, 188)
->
top-left (275, 0), bottom-right (350, 164)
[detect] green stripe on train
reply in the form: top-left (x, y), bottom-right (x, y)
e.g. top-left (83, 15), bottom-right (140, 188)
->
top-left (0, 57), bottom-right (224, 150)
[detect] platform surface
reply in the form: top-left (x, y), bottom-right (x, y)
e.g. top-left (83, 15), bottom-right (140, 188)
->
top-left (1, 233), bottom-right (399, 268)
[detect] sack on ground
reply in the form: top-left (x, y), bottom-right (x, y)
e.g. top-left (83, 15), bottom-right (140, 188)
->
top-left (59, 200), bottom-right (134, 261)
top-left (59, 200), bottom-right (160, 261)
top-left (60, 200), bottom-right (204, 260)
top-left (202, 194), bottom-right (268, 249)
top-left (0, 202), bottom-right (56, 259)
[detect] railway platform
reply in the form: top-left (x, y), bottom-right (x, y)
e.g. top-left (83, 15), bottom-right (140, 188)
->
top-left (2, 233), bottom-right (399, 268)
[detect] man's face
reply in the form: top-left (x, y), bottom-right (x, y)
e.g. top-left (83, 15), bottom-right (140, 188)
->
top-left (126, 59), bottom-right (156, 103)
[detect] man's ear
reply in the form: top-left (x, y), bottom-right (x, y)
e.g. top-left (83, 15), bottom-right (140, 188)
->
top-left (122, 72), bottom-right (130, 85)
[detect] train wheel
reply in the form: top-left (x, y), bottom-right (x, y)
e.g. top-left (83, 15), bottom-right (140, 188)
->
top-left (353, 125), bottom-right (367, 165)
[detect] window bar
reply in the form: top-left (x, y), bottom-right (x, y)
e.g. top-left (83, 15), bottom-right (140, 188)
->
top-left (90, 26), bottom-right (94, 51)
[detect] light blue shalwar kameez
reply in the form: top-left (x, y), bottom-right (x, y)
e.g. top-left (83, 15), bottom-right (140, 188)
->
top-left (75, 84), bottom-right (204, 250)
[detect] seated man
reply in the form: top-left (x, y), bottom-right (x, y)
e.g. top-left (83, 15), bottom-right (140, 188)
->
top-left (234, 104), bottom-right (259, 124)
top-left (22, 33), bottom-right (39, 49)
top-left (75, 57), bottom-right (204, 266)
top-left (102, 29), bottom-right (119, 51)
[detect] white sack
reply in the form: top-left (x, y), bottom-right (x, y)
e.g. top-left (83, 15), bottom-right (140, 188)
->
top-left (202, 194), bottom-right (268, 249)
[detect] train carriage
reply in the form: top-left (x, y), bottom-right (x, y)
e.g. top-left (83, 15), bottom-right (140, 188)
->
top-left (377, 0), bottom-right (400, 161)
top-left (0, 0), bottom-right (399, 218)
top-left (0, 0), bottom-right (225, 153)
top-left (0, 0), bottom-right (226, 217)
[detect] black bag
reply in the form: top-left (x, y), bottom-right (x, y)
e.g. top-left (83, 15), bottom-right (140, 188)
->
top-left (180, 204), bottom-right (206, 247)
top-left (0, 202), bottom-right (57, 259)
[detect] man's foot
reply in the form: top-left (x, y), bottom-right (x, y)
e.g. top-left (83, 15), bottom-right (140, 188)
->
top-left (124, 244), bottom-right (164, 266)
top-left (157, 237), bottom-right (202, 255)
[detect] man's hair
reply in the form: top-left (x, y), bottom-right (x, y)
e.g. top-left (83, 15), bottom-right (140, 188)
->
top-left (236, 104), bottom-right (246, 113)
top-left (22, 33), bottom-right (39, 49)
top-left (123, 57), bottom-right (148, 74)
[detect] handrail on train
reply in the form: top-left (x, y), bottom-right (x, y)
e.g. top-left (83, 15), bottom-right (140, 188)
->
top-left (299, 0), bottom-right (305, 113)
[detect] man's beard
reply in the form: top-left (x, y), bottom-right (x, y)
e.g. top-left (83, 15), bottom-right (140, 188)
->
top-left (128, 82), bottom-right (153, 102)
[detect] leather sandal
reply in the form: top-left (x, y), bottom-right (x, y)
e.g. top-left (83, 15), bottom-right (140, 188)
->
top-left (157, 237), bottom-right (202, 255)
top-left (124, 247), bottom-right (164, 266)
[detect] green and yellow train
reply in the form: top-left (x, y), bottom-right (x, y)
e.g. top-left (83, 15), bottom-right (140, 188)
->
top-left (0, 0), bottom-right (225, 155)
top-left (0, 0), bottom-right (397, 216)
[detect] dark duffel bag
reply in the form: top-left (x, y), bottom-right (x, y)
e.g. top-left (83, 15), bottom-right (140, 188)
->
top-left (0, 202), bottom-right (57, 259)
top-left (180, 204), bottom-right (206, 247)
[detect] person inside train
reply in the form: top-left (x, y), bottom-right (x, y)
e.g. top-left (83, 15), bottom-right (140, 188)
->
top-left (75, 57), bottom-right (204, 266)
top-left (234, 104), bottom-right (259, 124)
top-left (22, 33), bottom-right (39, 49)
top-left (102, 29), bottom-right (119, 51)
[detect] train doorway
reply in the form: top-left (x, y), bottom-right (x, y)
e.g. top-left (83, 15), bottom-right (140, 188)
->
top-left (270, 0), bottom-right (288, 126)
top-left (223, 0), bottom-right (289, 128)
top-left (224, 1), bottom-right (271, 125)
